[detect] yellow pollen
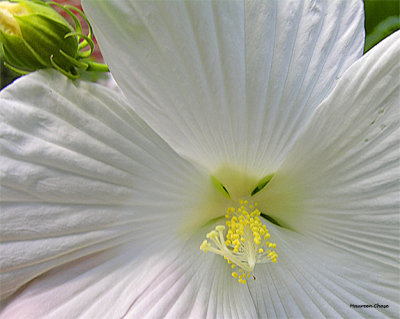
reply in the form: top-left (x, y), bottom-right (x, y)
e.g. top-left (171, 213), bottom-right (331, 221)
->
top-left (200, 199), bottom-right (278, 284)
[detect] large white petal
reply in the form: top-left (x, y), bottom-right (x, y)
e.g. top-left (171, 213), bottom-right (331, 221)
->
top-left (0, 70), bottom-right (225, 300)
top-left (1, 227), bottom-right (258, 319)
top-left (249, 226), bottom-right (399, 318)
top-left (82, 0), bottom-right (364, 179)
top-left (245, 0), bottom-right (364, 174)
top-left (256, 32), bottom-right (400, 274)
top-left (3, 218), bottom-right (397, 318)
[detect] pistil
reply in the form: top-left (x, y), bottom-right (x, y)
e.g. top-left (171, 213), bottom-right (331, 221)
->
top-left (200, 199), bottom-right (278, 284)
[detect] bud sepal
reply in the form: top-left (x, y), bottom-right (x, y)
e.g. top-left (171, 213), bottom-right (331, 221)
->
top-left (0, 0), bottom-right (108, 79)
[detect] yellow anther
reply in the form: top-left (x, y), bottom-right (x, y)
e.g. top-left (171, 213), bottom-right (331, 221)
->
top-left (201, 198), bottom-right (277, 284)
top-left (206, 230), bottom-right (216, 239)
top-left (200, 240), bottom-right (209, 251)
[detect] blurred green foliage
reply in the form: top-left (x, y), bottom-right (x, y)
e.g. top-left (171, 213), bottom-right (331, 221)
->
top-left (1, 0), bottom-right (400, 89)
top-left (1, 44), bottom-right (19, 89)
top-left (364, 0), bottom-right (400, 51)
top-left (364, 0), bottom-right (399, 34)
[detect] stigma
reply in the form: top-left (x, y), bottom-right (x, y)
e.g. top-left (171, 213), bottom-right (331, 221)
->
top-left (200, 199), bottom-right (277, 284)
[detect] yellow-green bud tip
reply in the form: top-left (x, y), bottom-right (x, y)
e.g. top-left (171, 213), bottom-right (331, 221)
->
top-left (0, 2), bottom-right (31, 37)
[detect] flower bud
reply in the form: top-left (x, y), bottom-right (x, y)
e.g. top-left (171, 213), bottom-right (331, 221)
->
top-left (0, 0), bottom-right (78, 76)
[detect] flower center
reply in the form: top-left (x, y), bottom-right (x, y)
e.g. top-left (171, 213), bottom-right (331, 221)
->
top-left (200, 199), bottom-right (277, 284)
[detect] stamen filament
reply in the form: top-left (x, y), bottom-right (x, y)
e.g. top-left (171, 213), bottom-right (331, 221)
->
top-left (200, 199), bottom-right (278, 284)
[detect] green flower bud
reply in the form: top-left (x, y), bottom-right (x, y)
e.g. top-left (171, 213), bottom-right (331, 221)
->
top-left (0, 0), bottom-right (88, 78)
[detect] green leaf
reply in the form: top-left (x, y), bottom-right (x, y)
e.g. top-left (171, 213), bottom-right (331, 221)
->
top-left (365, 16), bottom-right (400, 52)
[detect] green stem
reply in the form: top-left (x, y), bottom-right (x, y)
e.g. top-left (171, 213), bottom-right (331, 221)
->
top-left (85, 61), bottom-right (110, 72)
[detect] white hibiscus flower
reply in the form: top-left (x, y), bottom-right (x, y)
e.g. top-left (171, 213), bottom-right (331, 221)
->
top-left (1, 0), bottom-right (399, 318)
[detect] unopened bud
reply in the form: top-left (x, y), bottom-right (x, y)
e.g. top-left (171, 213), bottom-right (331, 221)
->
top-left (0, 0), bottom-right (107, 79)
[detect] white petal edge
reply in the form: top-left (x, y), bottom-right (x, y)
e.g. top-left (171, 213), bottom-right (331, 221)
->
top-left (82, 0), bottom-right (364, 183)
top-left (1, 226), bottom-right (258, 319)
top-left (249, 225), bottom-right (399, 318)
top-left (3, 217), bottom-right (398, 318)
top-left (256, 31), bottom-right (400, 272)
top-left (0, 70), bottom-right (226, 300)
